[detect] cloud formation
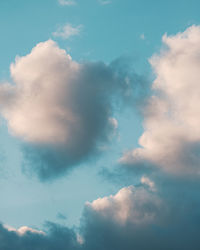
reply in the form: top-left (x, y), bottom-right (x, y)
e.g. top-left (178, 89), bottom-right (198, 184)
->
top-left (2, 24), bottom-right (200, 250)
top-left (53, 24), bottom-right (82, 40)
top-left (0, 40), bottom-right (141, 180)
top-left (85, 184), bottom-right (161, 226)
top-left (76, 26), bottom-right (200, 249)
top-left (1, 177), bottom-right (200, 250)
top-left (0, 222), bottom-right (80, 250)
top-left (121, 25), bottom-right (200, 176)
top-left (81, 177), bottom-right (200, 250)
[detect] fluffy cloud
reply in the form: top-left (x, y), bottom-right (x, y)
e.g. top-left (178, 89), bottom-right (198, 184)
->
top-left (1, 178), bottom-right (200, 250)
top-left (80, 25), bottom-right (200, 250)
top-left (80, 174), bottom-right (200, 250)
top-left (121, 25), bottom-right (200, 176)
top-left (0, 40), bottom-right (141, 180)
top-left (53, 24), bottom-right (82, 40)
top-left (85, 185), bottom-right (161, 226)
top-left (2, 25), bottom-right (200, 250)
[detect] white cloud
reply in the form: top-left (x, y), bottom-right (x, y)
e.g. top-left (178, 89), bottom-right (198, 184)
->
top-left (141, 176), bottom-right (156, 191)
top-left (86, 184), bottom-right (161, 225)
top-left (0, 40), bottom-right (79, 144)
top-left (4, 224), bottom-right (45, 235)
top-left (58, 0), bottom-right (76, 6)
top-left (0, 40), bottom-right (132, 180)
top-left (53, 23), bottom-right (82, 40)
top-left (121, 25), bottom-right (200, 176)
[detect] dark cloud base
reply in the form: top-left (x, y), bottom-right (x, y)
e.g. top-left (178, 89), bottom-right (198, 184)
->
top-left (1, 178), bottom-right (200, 250)
top-left (0, 222), bottom-right (79, 250)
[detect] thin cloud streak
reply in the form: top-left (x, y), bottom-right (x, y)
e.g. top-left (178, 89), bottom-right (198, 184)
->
top-left (53, 23), bottom-right (82, 40)
top-left (58, 0), bottom-right (76, 6)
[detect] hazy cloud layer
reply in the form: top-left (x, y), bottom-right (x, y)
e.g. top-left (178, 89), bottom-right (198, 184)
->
top-left (121, 25), bottom-right (200, 176)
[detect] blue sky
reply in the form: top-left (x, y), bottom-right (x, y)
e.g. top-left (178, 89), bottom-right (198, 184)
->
top-left (1, 1), bottom-right (200, 249)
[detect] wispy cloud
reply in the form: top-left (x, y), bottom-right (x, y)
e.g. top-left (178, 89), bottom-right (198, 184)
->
top-left (58, 0), bottom-right (76, 6)
top-left (98, 0), bottom-right (112, 5)
top-left (52, 23), bottom-right (82, 39)
top-left (140, 33), bottom-right (145, 40)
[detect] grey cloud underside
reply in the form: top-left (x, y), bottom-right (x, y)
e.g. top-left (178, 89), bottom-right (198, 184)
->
top-left (80, 177), bottom-right (200, 250)
top-left (0, 222), bottom-right (79, 250)
top-left (1, 179), bottom-right (200, 250)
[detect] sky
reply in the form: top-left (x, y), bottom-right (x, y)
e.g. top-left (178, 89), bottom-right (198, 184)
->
top-left (1, 0), bottom-right (200, 249)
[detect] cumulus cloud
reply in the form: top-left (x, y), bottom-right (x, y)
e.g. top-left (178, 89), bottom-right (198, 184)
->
top-left (0, 40), bottom-right (144, 180)
top-left (85, 185), bottom-right (161, 226)
top-left (81, 177), bottom-right (200, 250)
top-left (77, 26), bottom-right (200, 249)
top-left (121, 25), bottom-right (200, 176)
top-left (1, 177), bottom-right (200, 250)
top-left (58, 0), bottom-right (76, 6)
top-left (53, 24), bottom-right (82, 40)
top-left (2, 25), bottom-right (200, 250)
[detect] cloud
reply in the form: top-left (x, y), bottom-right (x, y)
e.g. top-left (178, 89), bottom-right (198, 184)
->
top-left (0, 222), bottom-right (80, 250)
top-left (77, 26), bottom-right (200, 249)
top-left (53, 24), bottom-right (82, 40)
top-left (4, 225), bottom-right (45, 236)
top-left (58, 0), bottom-right (76, 6)
top-left (98, 0), bottom-right (112, 5)
top-left (1, 177), bottom-right (200, 250)
top-left (140, 176), bottom-right (156, 191)
top-left (121, 25), bottom-right (200, 177)
top-left (1, 26), bottom-right (200, 250)
top-left (0, 40), bottom-right (144, 180)
top-left (81, 177), bottom-right (200, 250)
top-left (85, 184), bottom-right (161, 226)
